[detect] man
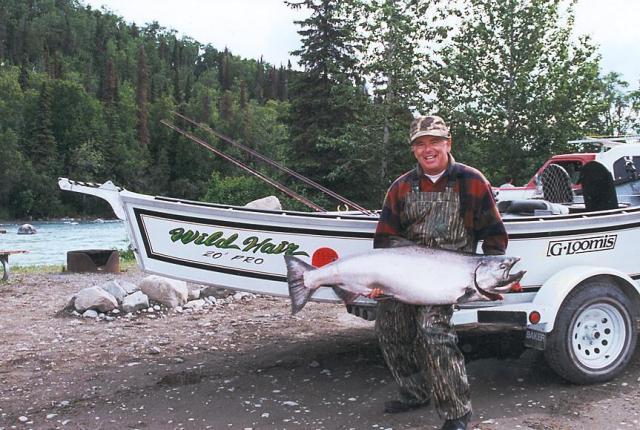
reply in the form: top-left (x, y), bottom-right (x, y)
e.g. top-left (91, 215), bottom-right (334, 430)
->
top-left (373, 115), bottom-right (508, 430)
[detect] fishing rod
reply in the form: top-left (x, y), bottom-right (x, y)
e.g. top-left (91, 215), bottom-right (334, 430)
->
top-left (171, 111), bottom-right (373, 215)
top-left (160, 120), bottom-right (327, 212)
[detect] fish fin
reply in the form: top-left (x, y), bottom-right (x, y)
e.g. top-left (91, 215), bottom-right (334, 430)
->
top-left (456, 287), bottom-right (476, 304)
top-left (332, 286), bottom-right (360, 304)
top-left (284, 256), bottom-right (315, 314)
top-left (387, 236), bottom-right (416, 248)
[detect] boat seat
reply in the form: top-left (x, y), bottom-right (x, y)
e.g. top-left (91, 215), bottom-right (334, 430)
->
top-left (579, 161), bottom-right (619, 211)
top-left (498, 199), bottom-right (569, 216)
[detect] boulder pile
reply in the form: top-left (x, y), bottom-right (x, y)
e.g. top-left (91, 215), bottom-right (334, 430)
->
top-left (64, 276), bottom-right (256, 320)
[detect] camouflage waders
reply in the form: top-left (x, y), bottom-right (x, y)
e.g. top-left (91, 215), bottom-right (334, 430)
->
top-left (375, 173), bottom-right (474, 420)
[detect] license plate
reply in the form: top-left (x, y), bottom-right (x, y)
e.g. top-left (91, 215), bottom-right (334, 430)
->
top-left (524, 329), bottom-right (546, 350)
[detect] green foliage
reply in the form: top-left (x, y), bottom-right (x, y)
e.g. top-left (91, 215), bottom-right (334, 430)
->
top-left (433, 0), bottom-right (610, 185)
top-left (0, 0), bottom-right (637, 219)
top-left (118, 245), bottom-right (136, 262)
top-left (203, 171), bottom-right (276, 206)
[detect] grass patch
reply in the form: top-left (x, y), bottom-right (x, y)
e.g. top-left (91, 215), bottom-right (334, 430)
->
top-left (118, 246), bottom-right (136, 262)
top-left (12, 265), bottom-right (65, 274)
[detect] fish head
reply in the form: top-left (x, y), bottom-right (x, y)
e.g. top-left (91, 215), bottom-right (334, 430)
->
top-left (474, 256), bottom-right (526, 295)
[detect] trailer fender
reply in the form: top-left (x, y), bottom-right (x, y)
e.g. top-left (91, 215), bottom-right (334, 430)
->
top-left (531, 265), bottom-right (640, 332)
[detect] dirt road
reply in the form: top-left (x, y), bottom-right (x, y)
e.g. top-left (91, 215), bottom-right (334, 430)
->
top-left (1, 269), bottom-right (639, 429)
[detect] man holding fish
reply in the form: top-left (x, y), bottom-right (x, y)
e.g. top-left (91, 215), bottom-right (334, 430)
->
top-left (373, 115), bottom-right (508, 429)
top-left (285, 116), bottom-right (518, 429)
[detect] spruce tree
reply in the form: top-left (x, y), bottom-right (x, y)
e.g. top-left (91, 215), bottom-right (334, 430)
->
top-left (136, 45), bottom-right (150, 146)
top-left (30, 83), bottom-right (57, 169)
top-left (285, 0), bottom-right (363, 188)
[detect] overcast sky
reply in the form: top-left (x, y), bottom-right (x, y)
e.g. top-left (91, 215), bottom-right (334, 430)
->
top-left (82, 0), bottom-right (640, 86)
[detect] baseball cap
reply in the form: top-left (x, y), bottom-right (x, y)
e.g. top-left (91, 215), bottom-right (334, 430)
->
top-left (409, 115), bottom-right (450, 143)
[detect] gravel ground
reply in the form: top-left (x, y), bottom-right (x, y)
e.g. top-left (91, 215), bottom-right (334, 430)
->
top-left (1, 268), bottom-right (640, 430)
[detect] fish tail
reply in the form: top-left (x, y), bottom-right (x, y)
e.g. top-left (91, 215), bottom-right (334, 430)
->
top-left (284, 256), bottom-right (316, 314)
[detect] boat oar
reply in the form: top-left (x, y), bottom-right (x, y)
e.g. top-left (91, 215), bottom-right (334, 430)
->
top-left (161, 120), bottom-right (327, 212)
top-left (171, 111), bottom-right (374, 215)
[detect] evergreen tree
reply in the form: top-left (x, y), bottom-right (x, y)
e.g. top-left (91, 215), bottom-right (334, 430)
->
top-left (220, 47), bottom-right (232, 91)
top-left (101, 56), bottom-right (118, 103)
top-left (239, 79), bottom-right (248, 110)
top-left (253, 56), bottom-right (265, 103)
top-left (0, 7), bottom-right (7, 60)
top-left (30, 82), bottom-right (59, 175)
top-left (18, 54), bottom-right (29, 90)
top-left (285, 0), bottom-right (364, 194)
top-left (136, 44), bottom-right (150, 145)
top-left (219, 89), bottom-right (234, 121)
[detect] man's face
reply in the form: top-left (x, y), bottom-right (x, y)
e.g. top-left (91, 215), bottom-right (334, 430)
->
top-left (411, 135), bottom-right (451, 175)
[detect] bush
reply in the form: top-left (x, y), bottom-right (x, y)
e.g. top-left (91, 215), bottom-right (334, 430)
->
top-left (203, 172), bottom-right (275, 206)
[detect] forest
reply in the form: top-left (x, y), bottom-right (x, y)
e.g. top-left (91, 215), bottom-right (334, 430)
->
top-left (0, 0), bottom-right (638, 219)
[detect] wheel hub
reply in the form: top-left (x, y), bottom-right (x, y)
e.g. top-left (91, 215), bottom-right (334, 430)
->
top-left (571, 303), bottom-right (626, 370)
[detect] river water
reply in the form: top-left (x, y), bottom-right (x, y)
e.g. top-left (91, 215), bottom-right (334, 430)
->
top-left (0, 220), bottom-right (129, 266)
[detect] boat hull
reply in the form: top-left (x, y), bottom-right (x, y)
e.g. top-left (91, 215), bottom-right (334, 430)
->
top-left (59, 179), bottom-right (640, 303)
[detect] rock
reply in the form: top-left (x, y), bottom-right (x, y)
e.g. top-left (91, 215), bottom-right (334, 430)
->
top-left (244, 195), bottom-right (282, 210)
top-left (63, 295), bottom-right (77, 312)
top-left (111, 309), bottom-right (120, 315)
top-left (74, 287), bottom-right (118, 313)
top-left (82, 309), bottom-right (98, 318)
top-left (98, 280), bottom-right (127, 304)
top-left (17, 224), bottom-right (36, 234)
top-left (121, 291), bottom-right (149, 314)
top-left (119, 280), bottom-right (140, 295)
top-left (201, 285), bottom-right (232, 299)
top-left (233, 291), bottom-right (254, 301)
top-left (139, 276), bottom-right (188, 308)
top-left (183, 299), bottom-right (206, 310)
top-left (188, 287), bottom-right (201, 301)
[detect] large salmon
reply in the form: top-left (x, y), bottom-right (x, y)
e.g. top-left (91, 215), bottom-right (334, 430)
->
top-left (284, 245), bottom-right (525, 314)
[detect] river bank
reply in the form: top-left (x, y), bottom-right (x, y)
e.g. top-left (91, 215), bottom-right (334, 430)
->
top-left (1, 268), bottom-right (639, 429)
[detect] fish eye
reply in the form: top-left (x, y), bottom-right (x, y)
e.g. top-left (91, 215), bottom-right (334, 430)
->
top-left (499, 263), bottom-right (506, 269)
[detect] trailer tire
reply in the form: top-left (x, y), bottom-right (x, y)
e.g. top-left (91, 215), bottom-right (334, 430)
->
top-left (544, 280), bottom-right (638, 384)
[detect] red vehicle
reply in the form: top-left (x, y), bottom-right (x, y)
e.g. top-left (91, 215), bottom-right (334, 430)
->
top-left (494, 137), bottom-right (640, 202)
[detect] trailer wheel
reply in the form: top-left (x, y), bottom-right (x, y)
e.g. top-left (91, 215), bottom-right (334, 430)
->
top-left (544, 280), bottom-right (638, 384)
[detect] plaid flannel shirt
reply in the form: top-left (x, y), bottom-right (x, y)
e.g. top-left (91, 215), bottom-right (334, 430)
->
top-left (374, 158), bottom-right (508, 255)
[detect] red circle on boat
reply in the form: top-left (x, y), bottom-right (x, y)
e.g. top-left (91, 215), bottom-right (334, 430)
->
top-left (311, 247), bottom-right (339, 267)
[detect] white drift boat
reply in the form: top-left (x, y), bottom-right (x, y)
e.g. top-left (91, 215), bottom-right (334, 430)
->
top-left (59, 177), bottom-right (640, 384)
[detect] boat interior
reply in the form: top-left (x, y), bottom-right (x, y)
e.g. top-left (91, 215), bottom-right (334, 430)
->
top-left (498, 160), bottom-right (640, 218)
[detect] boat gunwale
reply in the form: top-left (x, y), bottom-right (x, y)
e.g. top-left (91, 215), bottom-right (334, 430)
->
top-left (148, 194), bottom-right (640, 224)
